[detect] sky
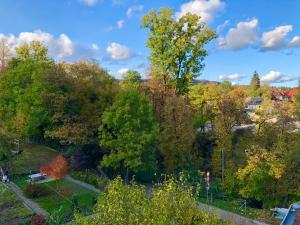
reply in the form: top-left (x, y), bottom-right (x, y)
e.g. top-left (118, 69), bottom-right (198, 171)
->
top-left (0, 0), bottom-right (299, 86)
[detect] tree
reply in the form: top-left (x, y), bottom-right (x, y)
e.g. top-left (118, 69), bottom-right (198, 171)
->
top-left (212, 88), bottom-right (247, 177)
top-left (44, 61), bottom-right (117, 145)
top-left (159, 94), bottom-right (195, 173)
top-left (142, 8), bottom-right (216, 95)
top-left (120, 70), bottom-right (141, 89)
top-left (295, 78), bottom-right (300, 118)
top-left (71, 177), bottom-right (229, 225)
top-left (0, 133), bottom-right (16, 173)
top-left (0, 41), bottom-right (52, 138)
top-left (250, 71), bottom-right (261, 96)
top-left (99, 89), bottom-right (159, 182)
top-left (40, 155), bottom-right (67, 179)
top-left (0, 39), bottom-right (10, 73)
top-left (237, 146), bottom-right (285, 208)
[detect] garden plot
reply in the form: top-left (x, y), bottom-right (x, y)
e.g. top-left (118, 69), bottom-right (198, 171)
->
top-left (0, 182), bottom-right (34, 225)
top-left (11, 174), bottom-right (98, 218)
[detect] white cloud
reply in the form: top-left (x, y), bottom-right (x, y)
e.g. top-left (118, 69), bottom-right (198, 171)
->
top-left (106, 42), bottom-right (133, 60)
top-left (289, 36), bottom-right (300, 48)
top-left (217, 18), bottom-right (258, 50)
top-left (0, 30), bottom-right (75, 59)
top-left (116, 68), bottom-right (129, 77)
top-left (79, 0), bottom-right (97, 6)
top-left (117, 20), bottom-right (124, 29)
top-left (261, 25), bottom-right (293, 50)
top-left (261, 70), bottom-right (296, 83)
top-left (91, 43), bottom-right (99, 51)
top-left (126, 5), bottom-right (143, 18)
top-left (219, 73), bottom-right (244, 81)
top-left (176, 0), bottom-right (225, 24)
top-left (216, 19), bottom-right (229, 33)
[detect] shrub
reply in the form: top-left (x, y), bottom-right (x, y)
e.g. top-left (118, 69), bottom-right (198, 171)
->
top-left (98, 176), bottom-right (109, 191)
top-left (40, 155), bottom-right (67, 179)
top-left (31, 215), bottom-right (46, 225)
top-left (24, 183), bottom-right (48, 198)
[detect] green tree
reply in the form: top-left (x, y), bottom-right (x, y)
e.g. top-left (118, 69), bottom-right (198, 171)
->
top-left (237, 146), bottom-right (285, 208)
top-left (120, 70), bottom-right (141, 89)
top-left (44, 61), bottom-right (117, 145)
top-left (0, 41), bottom-right (52, 138)
top-left (142, 8), bottom-right (216, 95)
top-left (71, 177), bottom-right (230, 225)
top-left (99, 89), bottom-right (159, 182)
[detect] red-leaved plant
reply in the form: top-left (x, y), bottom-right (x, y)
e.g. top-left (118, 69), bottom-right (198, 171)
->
top-left (40, 155), bottom-right (67, 179)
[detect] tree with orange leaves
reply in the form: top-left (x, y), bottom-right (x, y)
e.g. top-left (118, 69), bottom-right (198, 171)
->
top-left (40, 155), bottom-right (67, 179)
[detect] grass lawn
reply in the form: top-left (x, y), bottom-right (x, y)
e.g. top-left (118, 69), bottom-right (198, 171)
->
top-left (0, 182), bottom-right (34, 225)
top-left (11, 144), bottom-right (59, 175)
top-left (198, 197), bottom-right (281, 225)
top-left (12, 175), bottom-right (98, 218)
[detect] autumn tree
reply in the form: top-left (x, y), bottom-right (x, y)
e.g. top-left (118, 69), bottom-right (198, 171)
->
top-left (142, 8), bottom-right (216, 95)
top-left (295, 78), bottom-right (300, 118)
top-left (211, 87), bottom-right (247, 177)
top-left (0, 39), bottom-right (10, 73)
top-left (40, 155), bottom-right (68, 179)
top-left (99, 89), bottom-right (159, 182)
top-left (44, 61), bottom-right (117, 145)
top-left (159, 94), bottom-right (195, 173)
top-left (0, 41), bottom-right (52, 138)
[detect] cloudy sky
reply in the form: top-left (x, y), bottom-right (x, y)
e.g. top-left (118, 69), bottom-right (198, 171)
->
top-left (0, 0), bottom-right (299, 86)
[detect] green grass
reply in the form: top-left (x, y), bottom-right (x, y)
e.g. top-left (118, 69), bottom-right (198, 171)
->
top-left (0, 182), bottom-right (34, 225)
top-left (11, 144), bottom-right (59, 175)
top-left (12, 175), bottom-right (98, 218)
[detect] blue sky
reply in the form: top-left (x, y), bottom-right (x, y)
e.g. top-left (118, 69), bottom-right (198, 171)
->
top-left (0, 0), bottom-right (299, 86)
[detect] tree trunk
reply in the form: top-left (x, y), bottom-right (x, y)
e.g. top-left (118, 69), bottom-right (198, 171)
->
top-left (125, 168), bottom-right (129, 184)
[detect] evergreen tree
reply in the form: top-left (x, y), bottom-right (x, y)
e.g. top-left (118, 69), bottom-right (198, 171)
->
top-left (250, 71), bottom-right (261, 96)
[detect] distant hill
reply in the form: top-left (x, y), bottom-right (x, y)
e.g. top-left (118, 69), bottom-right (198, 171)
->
top-left (193, 80), bottom-right (220, 85)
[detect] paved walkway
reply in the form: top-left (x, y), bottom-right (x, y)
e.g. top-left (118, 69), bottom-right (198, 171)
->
top-left (198, 202), bottom-right (269, 225)
top-left (64, 175), bottom-right (100, 193)
top-left (8, 182), bottom-right (49, 217)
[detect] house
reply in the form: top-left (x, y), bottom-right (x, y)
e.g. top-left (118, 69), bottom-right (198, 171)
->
top-left (271, 88), bottom-right (297, 102)
top-left (245, 97), bottom-right (263, 112)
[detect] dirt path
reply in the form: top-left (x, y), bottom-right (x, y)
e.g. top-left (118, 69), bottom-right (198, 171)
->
top-left (8, 182), bottom-right (49, 217)
top-left (198, 202), bottom-right (270, 225)
top-left (64, 175), bottom-right (100, 193)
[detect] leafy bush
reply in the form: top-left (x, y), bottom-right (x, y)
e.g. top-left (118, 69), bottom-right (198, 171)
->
top-left (31, 215), bottom-right (46, 225)
top-left (45, 206), bottom-right (65, 225)
top-left (24, 183), bottom-right (48, 198)
top-left (71, 176), bottom-right (231, 225)
top-left (70, 170), bottom-right (108, 191)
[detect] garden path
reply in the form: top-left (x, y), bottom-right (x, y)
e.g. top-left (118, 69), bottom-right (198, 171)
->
top-left (64, 175), bottom-right (100, 193)
top-left (198, 202), bottom-right (270, 225)
top-left (7, 182), bottom-right (49, 217)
